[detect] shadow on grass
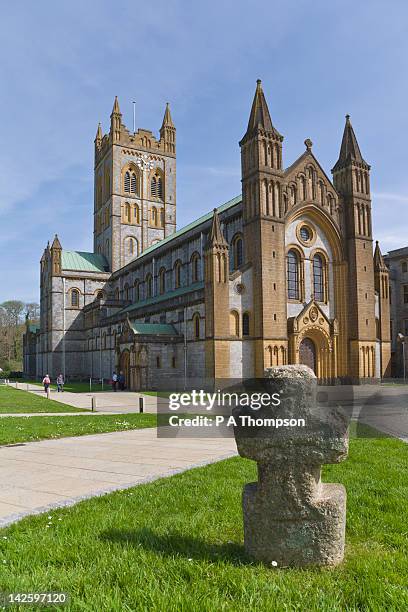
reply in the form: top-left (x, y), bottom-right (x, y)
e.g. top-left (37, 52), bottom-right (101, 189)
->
top-left (100, 527), bottom-right (254, 566)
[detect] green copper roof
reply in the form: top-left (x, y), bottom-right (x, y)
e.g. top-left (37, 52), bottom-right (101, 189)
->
top-left (61, 251), bottom-right (109, 273)
top-left (118, 282), bottom-right (204, 317)
top-left (129, 322), bottom-right (179, 336)
top-left (132, 195), bottom-right (242, 262)
top-left (28, 324), bottom-right (40, 333)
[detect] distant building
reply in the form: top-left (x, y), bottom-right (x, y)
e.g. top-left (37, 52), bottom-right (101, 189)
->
top-left (384, 247), bottom-right (408, 377)
top-left (24, 81), bottom-right (391, 387)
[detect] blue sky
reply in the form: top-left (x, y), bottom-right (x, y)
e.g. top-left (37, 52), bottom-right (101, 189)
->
top-left (1, 0), bottom-right (408, 303)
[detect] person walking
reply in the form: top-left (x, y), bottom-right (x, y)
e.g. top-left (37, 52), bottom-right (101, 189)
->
top-left (112, 372), bottom-right (118, 392)
top-left (56, 373), bottom-right (64, 392)
top-left (118, 371), bottom-right (125, 391)
top-left (42, 374), bottom-right (51, 395)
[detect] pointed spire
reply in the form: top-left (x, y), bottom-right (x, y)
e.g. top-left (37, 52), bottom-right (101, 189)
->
top-left (51, 234), bottom-right (62, 250)
top-left (206, 208), bottom-right (227, 248)
top-left (112, 96), bottom-right (121, 115)
top-left (374, 241), bottom-right (387, 271)
top-left (161, 102), bottom-right (174, 128)
top-left (243, 79), bottom-right (282, 140)
top-left (333, 114), bottom-right (369, 171)
top-left (95, 122), bottom-right (102, 142)
top-left (110, 97), bottom-right (122, 142)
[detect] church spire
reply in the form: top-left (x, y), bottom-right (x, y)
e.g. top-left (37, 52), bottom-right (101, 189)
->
top-left (207, 208), bottom-right (227, 248)
top-left (242, 79), bottom-right (282, 142)
top-left (160, 102), bottom-right (176, 154)
top-left (110, 96), bottom-right (122, 143)
top-left (51, 234), bottom-right (62, 250)
top-left (374, 241), bottom-right (387, 272)
top-left (332, 114), bottom-right (369, 172)
top-left (94, 122), bottom-right (102, 153)
top-left (112, 95), bottom-right (121, 115)
top-left (95, 122), bottom-right (102, 141)
top-left (161, 102), bottom-right (174, 128)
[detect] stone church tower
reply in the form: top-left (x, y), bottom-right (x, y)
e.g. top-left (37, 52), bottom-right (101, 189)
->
top-left (93, 97), bottom-right (177, 272)
top-left (240, 80), bottom-right (287, 377)
top-left (332, 117), bottom-right (377, 378)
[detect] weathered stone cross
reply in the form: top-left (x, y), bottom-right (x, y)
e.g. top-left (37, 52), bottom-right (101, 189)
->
top-left (233, 365), bottom-right (349, 567)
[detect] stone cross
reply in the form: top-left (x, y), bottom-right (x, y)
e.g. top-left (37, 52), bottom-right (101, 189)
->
top-left (233, 365), bottom-right (349, 567)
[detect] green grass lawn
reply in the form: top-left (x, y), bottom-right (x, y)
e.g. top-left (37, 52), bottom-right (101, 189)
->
top-left (0, 386), bottom-right (87, 413)
top-left (0, 413), bottom-right (157, 445)
top-left (0, 431), bottom-right (407, 611)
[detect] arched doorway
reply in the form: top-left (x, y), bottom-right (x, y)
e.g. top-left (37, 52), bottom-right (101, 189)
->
top-left (119, 350), bottom-right (130, 389)
top-left (299, 337), bottom-right (317, 374)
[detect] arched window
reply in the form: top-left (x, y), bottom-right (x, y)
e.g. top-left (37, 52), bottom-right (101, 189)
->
top-left (242, 312), bottom-right (250, 336)
top-left (156, 355), bottom-right (161, 368)
top-left (151, 206), bottom-right (158, 226)
top-left (123, 168), bottom-right (139, 196)
top-left (287, 250), bottom-right (300, 300)
top-left (230, 310), bottom-right (240, 336)
top-left (193, 313), bottom-right (200, 339)
top-left (124, 283), bottom-right (130, 301)
top-left (174, 260), bottom-right (182, 289)
top-left (313, 254), bottom-right (325, 302)
top-left (70, 289), bottom-right (80, 308)
top-left (131, 173), bottom-right (137, 194)
top-left (146, 273), bottom-right (153, 298)
top-left (114, 288), bottom-right (119, 300)
top-left (124, 203), bottom-right (131, 223)
top-left (191, 252), bottom-right (201, 283)
top-left (232, 234), bottom-right (243, 270)
top-left (96, 291), bottom-right (104, 300)
top-left (151, 172), bottom-right (163, 200)
top-left (159, 268), bottom-right (166, 294)
top-left (125, 237), bottom-right (137, 257)
top-left (402, 261), bottom-right (407, 273)
top-left (134, 280), bottom-right (140, 302)
top-left (124, 171), bottom-right (130, 193)
top-left (105, 239), bottom-right (110, 258)
top-left (134, 204), bottom-right (140, 224)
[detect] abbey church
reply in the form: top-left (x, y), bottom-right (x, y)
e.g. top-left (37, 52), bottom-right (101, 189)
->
top-left (24, 81), bottom-right (391, 387)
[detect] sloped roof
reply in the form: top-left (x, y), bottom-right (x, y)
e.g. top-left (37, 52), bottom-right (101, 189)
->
top-left (118, 281), bottom-right (204, 317)
top-left (129, 322), bottom-right (179, 336)
top-left (61, 251), bottom-right (110, 273)
top-left (129, 195), bottom-right (241, 264)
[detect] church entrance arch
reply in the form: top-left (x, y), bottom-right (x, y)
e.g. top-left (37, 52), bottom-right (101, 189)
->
top-left (119, 349), bottom-right (130, 389)
top-left (299, 337), bottom-right (317, 374)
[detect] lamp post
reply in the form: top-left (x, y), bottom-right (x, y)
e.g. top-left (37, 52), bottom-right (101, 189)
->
top-left (397, 333), bottom-right (406, 381)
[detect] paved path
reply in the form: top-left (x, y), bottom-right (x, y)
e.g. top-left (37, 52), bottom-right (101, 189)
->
top-left (0, 427), bottom-right (237, 527)
top-left (8, 382), bottom-right (159, 414)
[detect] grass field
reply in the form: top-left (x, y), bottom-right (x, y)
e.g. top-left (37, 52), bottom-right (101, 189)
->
top-left (0, 386), bottom-right (87, 413)
top-left (0, 429), bottom-right (407, 611)
top-left (0, 413), bottom-right (157, 445)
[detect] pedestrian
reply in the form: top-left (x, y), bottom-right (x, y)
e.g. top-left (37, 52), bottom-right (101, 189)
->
top-left (42, 374), bottom-right (51, 394)
top-left (112, 372), bottom-right (118, 392)
top-left (119, 371), bottom-right (125, 391)
top-left (56, 373), bottom-right (64, 392)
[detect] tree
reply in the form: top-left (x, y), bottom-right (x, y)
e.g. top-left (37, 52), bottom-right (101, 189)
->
top-left (25, 302), bottom-right (40, 320)
top-left (1, 301), bottom-right (25, 327)
top-left (0, 300), bottom-right (26, 367)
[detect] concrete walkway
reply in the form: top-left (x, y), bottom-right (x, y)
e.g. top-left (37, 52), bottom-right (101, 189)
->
top-left (7, 382), bottom-right (159, 414)
top-left (0, 427), bottom-right (237, 527)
